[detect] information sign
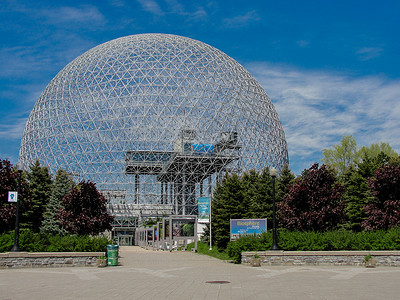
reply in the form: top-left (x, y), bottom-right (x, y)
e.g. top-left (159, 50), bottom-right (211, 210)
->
top-left (8, 191), bottom-right (18, 203)
top-left (198, 197), bottom-right (210, 223)
top-left (230, 218), bottom-right (267, 241)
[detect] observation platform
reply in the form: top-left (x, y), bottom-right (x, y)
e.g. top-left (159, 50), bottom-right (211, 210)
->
top-left (125, 150), bottom-right (239, 183)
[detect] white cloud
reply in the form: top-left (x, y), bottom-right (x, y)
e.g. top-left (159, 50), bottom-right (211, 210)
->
top-left (6, 3), bottom-right (106, 26)
top-left (246, 62), bottom-right (400, 174)
top-left (137, 0), bottom-right (164, 15)
top-left (165, 0), bottom-right (185, 14)
top-left (297, 40), bottom-right (309, 47)
top-left (0, 116), bottom-right (28, 140)
top-left (356, 47), bottom-right (383, 61)
top-left (222, 10), bottom-right (260, 28)
top-left (40, 5), bottom-right (105, 25)
top-left (109, 0), bottom-right (126, 7)
top-left (164, 0), bottom-right (207, 20)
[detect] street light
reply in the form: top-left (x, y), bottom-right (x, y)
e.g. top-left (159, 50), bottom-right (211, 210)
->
top-left (11, 162), bottom-right (23, 252)
top-left (270, 167), bottom-right (280, 250)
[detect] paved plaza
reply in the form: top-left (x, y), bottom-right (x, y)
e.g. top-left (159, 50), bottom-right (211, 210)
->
top-left (1, 246), bottom-right (400, 299)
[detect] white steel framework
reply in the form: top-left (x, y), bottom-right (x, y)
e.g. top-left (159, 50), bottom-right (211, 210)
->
top-left (19, 33), bottom-right (288, 217)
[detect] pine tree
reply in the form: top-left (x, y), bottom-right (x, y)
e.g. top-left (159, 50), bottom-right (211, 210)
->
top-left (341, 166), bottom-right (371, 231)
top-left (243, 169), bottom-right (271, 220)
top-left (40, 169), bottom-right (75, 235)
top-left (276, 165), bottom-right (295, 203)
top-left (24, 160), bottom-right (53, 232)
top-left (357, 151), bottom-right (391, 179)
top-left (212, 173), bottom-right (245, 249)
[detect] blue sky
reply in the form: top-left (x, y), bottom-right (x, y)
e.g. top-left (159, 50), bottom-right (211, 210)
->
top-left (1, 0), bottom-right (400, 175)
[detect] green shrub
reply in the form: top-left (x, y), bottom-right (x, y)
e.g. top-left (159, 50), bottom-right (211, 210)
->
top-left (0, 230), bottom-right (111, 252)
top-left (226, 228), bottom-right (400, 263)
top-left (0, 232), bottom-right (13, 252)
top-left (227, 232), bottom-right (271, 263)
top-left (187, 242), bottom-right (231, 260)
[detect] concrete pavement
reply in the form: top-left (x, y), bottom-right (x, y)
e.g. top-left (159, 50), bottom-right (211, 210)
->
top-left (1, 246), bottom-right (400, 299)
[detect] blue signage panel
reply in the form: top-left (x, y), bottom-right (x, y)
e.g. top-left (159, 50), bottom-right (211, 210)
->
top-left (230, 219), bottom-right (267, 241)
top-left (198, 197), bottom-right (210, 223)
top-left (8, 191), bottom-right (18, 203)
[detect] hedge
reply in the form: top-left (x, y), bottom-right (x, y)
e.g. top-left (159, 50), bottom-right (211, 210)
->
top-left (227, 228), bottom-right (400, 263)
top-left (0, 229), bottom-right (111, 253)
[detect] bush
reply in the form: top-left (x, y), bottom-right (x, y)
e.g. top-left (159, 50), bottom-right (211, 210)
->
top-left (187, 242), bottom-right (231, 260)
top-left (226, 228), bottom-right (400, 263)
top-left (227, 232), bottom-right (272, 263)
top-left (0, 230), bottom-right (111, 252)
top-left (0, 232), bottom-right (13, 252)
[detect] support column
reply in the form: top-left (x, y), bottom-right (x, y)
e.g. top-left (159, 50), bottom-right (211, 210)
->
top-left (182, 171), bottom-right (186, 215)
top-left (135, 174), bottom-right (139, 205)
top-left (208, 176), bottom-right (212, 196)
top-left (161, 182), bottom-right (164, 204)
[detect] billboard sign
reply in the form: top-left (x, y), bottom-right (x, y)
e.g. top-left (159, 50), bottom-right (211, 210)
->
top-left (230, 219), bottom-right (267, 241)
top-left (198, 197), bottom-right (209, 223)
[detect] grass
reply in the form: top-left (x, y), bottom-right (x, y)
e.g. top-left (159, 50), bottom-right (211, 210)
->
top-left (187, 242), bottom-right (232, 261)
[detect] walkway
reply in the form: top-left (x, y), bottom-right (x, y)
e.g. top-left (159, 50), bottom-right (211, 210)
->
top-left (1, 246), bottom-right (400, 299)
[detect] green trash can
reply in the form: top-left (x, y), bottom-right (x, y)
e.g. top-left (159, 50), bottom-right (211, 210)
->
top-left (107, 244), bottom-right (119, 266)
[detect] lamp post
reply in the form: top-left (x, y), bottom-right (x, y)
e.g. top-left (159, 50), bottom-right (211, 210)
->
top-left (270, 167), bottom-right (280, 250)
top-left (11, 163), bottom-right (23, 252)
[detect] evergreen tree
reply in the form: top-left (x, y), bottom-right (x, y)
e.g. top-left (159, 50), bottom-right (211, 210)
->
top-left (58, 180), bottom-right (114, 235)
top-left (341, 166), bottom-right (371, 231)
top-left (24, 160), bottom-right (53, 232)
top-left (211, 173), bottom-right (245, 249)
top-left (210, 166), bottom-right (294, 249)
top-left (244, 169), bottom-right (272, 220)
top-left (357, 151), bottom-right (391, 179)
top-left (278, 163), bottom-right (345, 231)
top-left (276, 164), bottom-right (295, 202)
top-left (40, 169), bottom-right (75, 235)
top-left (340, 150), bottom-right (395, 231)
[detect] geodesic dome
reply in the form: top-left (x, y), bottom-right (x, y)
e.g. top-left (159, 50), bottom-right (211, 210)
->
top-left (19, 33), bottom-right (288, 214)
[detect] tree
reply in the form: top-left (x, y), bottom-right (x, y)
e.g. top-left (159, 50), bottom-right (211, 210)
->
top-left (40, 169), bottom-right (75, 235)
top-left (24, 160), bottom-right (53, 232)
top-left (340, 147), bottom-right (397, 231)
top-left (341, 166), bottom-right (371, 231)
top-left (358, 142), bottom-right (398, 160)
top-left (276, 165), bottom-right (295, 202)
top-left (362, 164), bottom-right (400, 230)
top-left (210, 166), bottom-right (294, 249)
top-left (0, 159), bottom-right (30, 233)
top-left (211, 173), bottom-right (246, 249)
top-left (278, 163), bottom-right (346, 231)
top-left (244, 169), bottom-right (272, 220)
top-left (322, 135), bottom-right (359, 175)
top-left (58, 180), bottom-right (114, 235)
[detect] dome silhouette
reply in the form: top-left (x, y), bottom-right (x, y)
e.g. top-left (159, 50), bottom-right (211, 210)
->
top-left (19, 33), bottom-right (288, 216)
